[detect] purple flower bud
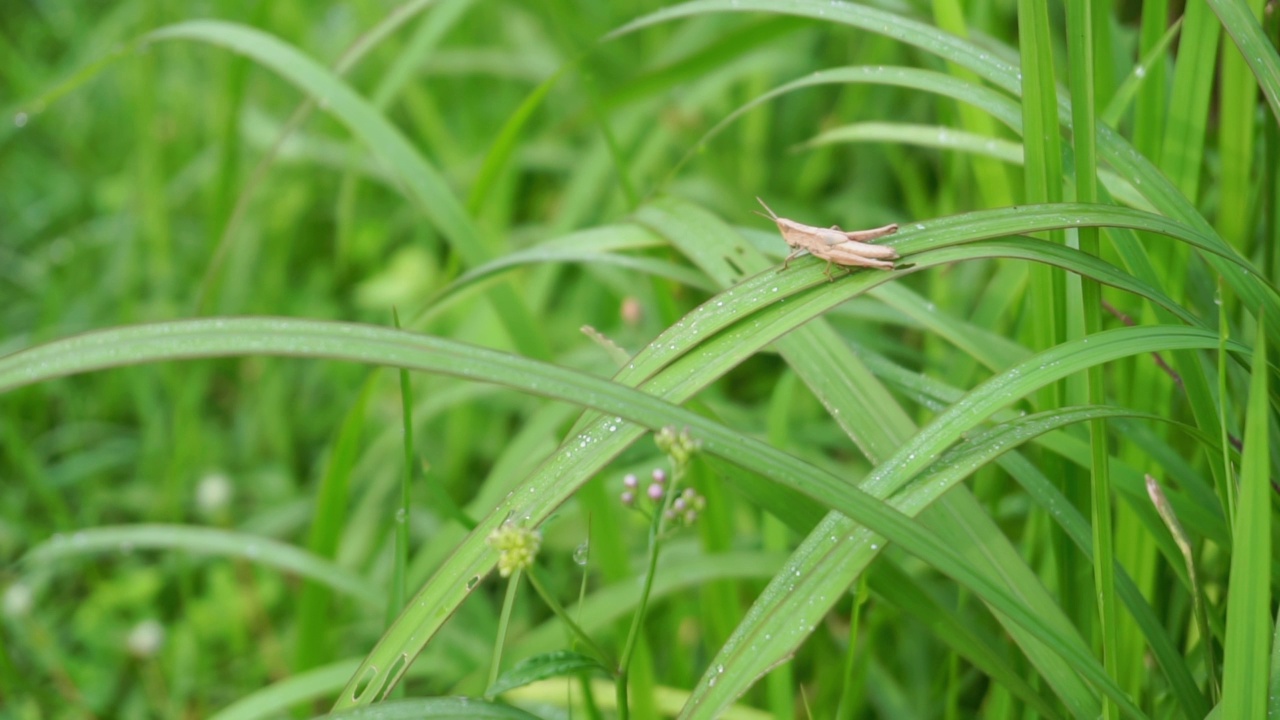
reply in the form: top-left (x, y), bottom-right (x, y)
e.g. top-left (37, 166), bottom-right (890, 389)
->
top-left (652, 468), bottom-right (667, 484)
top-left (647, 483), bottom-right (664, 501)
top-left (623, 473), bottom-right (638, 489)
top-left (621, 490), bottom-right (635, 506)
top-left (673, 497), bottom-right (687, 512)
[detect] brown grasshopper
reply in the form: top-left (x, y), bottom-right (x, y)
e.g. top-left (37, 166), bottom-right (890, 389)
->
top-left (755, 197), bottom-right (899, 279)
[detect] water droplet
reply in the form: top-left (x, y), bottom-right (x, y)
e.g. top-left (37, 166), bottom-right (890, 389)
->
top-left (573, 541), bottom-right (590, 566)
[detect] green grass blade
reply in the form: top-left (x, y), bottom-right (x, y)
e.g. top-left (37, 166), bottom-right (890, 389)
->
top-left (1133, 0), bottom-right (1172, 162)
top-left (1100, 19), bottom-right (1181, 127)
top-left (643, 198), bottom-right (1200, 716)
top-left (296, 381), bottom-right (374, 671)
top-left (1212, 0), bottom-right (1267, 252)
top-left (22, 524), bottom-right (380, 607)
top-left (868, 558), bottom-right (1062, 719)
top-left (610, 1), bottom-right (1280, 341)
top-left (1159, 2), bottom-right (1220, 206)
top-left (1204, 0), bottom-right (1280, 127)
top-left (1017, 0), bottom-right (1066, 358)
top-left (392, 310), bottom-right (414, 633)
top-left (930, 0), bottom-right (1016, 208)
top-left (1220, 314), bottom-right (1272, 718)
top-left (0, 317), bottom-right (1237, 714)
top-left (861, 347), bottom-right (1213, 718)
top-left (145, 20), bottom-right (551, 359)
top-left (315, 697), bottom-right (545, 719)
top-left (1067, 2), bottom-right (1120, 716)
top-left (467, 63), bottom-right (574, 215)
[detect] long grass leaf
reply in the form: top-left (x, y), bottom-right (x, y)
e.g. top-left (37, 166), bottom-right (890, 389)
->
top-left (1220, 313), bottom-right (1272, 717)
top-left (0, 317), bottom-right (1239, 713)
top-left (22, 524), bottom-right (380, 607)
top-left (1204, 0), bottom-right (1280, 127)
top-left (145, 20), bottom-right (551, 359)
top-left (296, 382), bottom-right (373, 671)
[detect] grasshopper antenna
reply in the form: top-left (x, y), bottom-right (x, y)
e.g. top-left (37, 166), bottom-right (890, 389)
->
top-left (754, 196), bottom-right (779, 221)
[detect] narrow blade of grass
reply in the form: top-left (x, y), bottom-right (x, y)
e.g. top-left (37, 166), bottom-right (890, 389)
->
top-left (1220, 316), bottom-right (1271, 718)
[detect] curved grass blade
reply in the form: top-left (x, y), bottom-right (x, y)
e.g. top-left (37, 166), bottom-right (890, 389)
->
top-left (21, 524), bottom-right (379, 607)
top-left (0, 317), bottom-right (1241, 716)
top-left (608, 0), bottom-right (1022, 93)
top-left (610, 1), bottom-right (1280, 339)
top-left (802, 121), bottom-right (1149, 211)
top-left (212, 660), bottom-right (362, 720)
top-left (1204, 0), bottom-right (1280, 127)
top-left (211, 655), bottom-right (457, 720)
top-left (643, 201), bottom-right (1209, 718)
top-left (145, 20), bottom-right (550, 359)
top-left (1, 200), bottom-right (1246, 711)
top-left (141, 19), bottom-right (473, 253)
top-left (197, 0), bottom-right (455, 308)
top-left (861, 347), bottom-right (1232, 551)
top-left (314, 698), bottom-right (544, 719)
top-left (413, 224), bottom-right (712, 324)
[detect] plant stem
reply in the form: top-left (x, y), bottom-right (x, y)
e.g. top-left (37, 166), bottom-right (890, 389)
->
top-left (487, 569), bottom-right (523, 696)
top-left (616, 468), bottom-right (679, 720)
top-left (526, 568), bottom-right (613, 668)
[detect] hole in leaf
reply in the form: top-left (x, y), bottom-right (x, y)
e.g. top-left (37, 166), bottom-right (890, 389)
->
top-left (380, 654), bottom-right (411, 700)
top-left (351, 665), bottom-right (378, 702)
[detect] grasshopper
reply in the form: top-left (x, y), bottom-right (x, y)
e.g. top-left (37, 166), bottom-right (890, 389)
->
top-left (755, 197), bottom-right (899, 279)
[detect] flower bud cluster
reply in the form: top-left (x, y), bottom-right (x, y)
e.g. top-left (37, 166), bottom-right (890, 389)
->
top-left (654, 426), bottom-right (701, 468)
top-left (664, 487), bottom-right (707, 526)
top-left (486, 522), bottom-right (542, 578)
top-left (619, 427), bottom-right (706, 526)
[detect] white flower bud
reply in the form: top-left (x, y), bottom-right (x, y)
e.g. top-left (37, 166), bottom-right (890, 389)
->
top-left (3, 583), bottom-right (33, 618)
top-left (196, 472), bottom-right (233, 515)
top-left (126, 619), bottom-right (165, 658)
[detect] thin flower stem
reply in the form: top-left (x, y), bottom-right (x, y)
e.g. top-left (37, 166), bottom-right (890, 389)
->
top-left (486, 568), bottom-right (523, 696)
top-left (616, 465), bottom-right (680, 720)
top-left (525, 568), bottom-right (613, 668)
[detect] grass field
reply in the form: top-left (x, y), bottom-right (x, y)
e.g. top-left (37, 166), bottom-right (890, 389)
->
top-left (3, 1), bottom-right (1279, 718)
